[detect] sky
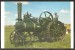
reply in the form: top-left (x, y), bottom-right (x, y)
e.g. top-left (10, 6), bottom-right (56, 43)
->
top-left (4, 2), bottom-right (71, 25)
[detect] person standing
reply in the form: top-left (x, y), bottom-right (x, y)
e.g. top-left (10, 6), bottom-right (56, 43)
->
top-left (55, 13), bottom-right (58, 21)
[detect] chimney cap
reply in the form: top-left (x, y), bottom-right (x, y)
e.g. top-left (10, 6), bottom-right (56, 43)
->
top-left (17, 2), bottom-right (22, 4)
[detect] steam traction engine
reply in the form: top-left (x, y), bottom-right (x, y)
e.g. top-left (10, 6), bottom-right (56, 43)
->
top-left (10, 3), bottom-right (66, 46)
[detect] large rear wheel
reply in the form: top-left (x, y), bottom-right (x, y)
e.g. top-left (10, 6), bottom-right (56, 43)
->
top-left (46, 21), bottom-right (66, 42)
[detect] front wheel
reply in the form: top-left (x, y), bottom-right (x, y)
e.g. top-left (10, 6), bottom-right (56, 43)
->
top-left (10, 28), bottom-right (32, 46)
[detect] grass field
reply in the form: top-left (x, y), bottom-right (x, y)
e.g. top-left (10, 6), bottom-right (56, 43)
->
top-left (5, 25), bottom-right (71, 48)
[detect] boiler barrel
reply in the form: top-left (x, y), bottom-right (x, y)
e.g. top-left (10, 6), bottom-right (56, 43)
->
top-left (23, 22), bottom-right (42, 32)
top-left (15, 21), bottom-right (42, 32)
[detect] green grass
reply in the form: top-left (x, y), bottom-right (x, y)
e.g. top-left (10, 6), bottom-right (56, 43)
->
top-left (5, 25), bottom-right (71, 48)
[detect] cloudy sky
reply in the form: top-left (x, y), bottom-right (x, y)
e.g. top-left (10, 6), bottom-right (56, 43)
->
top-left (4, 2), bottom-right (70, 25)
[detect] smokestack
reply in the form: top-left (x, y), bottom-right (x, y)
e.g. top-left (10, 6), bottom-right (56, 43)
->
top-left (17, 2), bottom-right (22, 21)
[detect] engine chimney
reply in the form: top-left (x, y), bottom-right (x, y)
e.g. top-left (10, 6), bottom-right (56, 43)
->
top-left (17, 2), bottom-right (22, 21)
